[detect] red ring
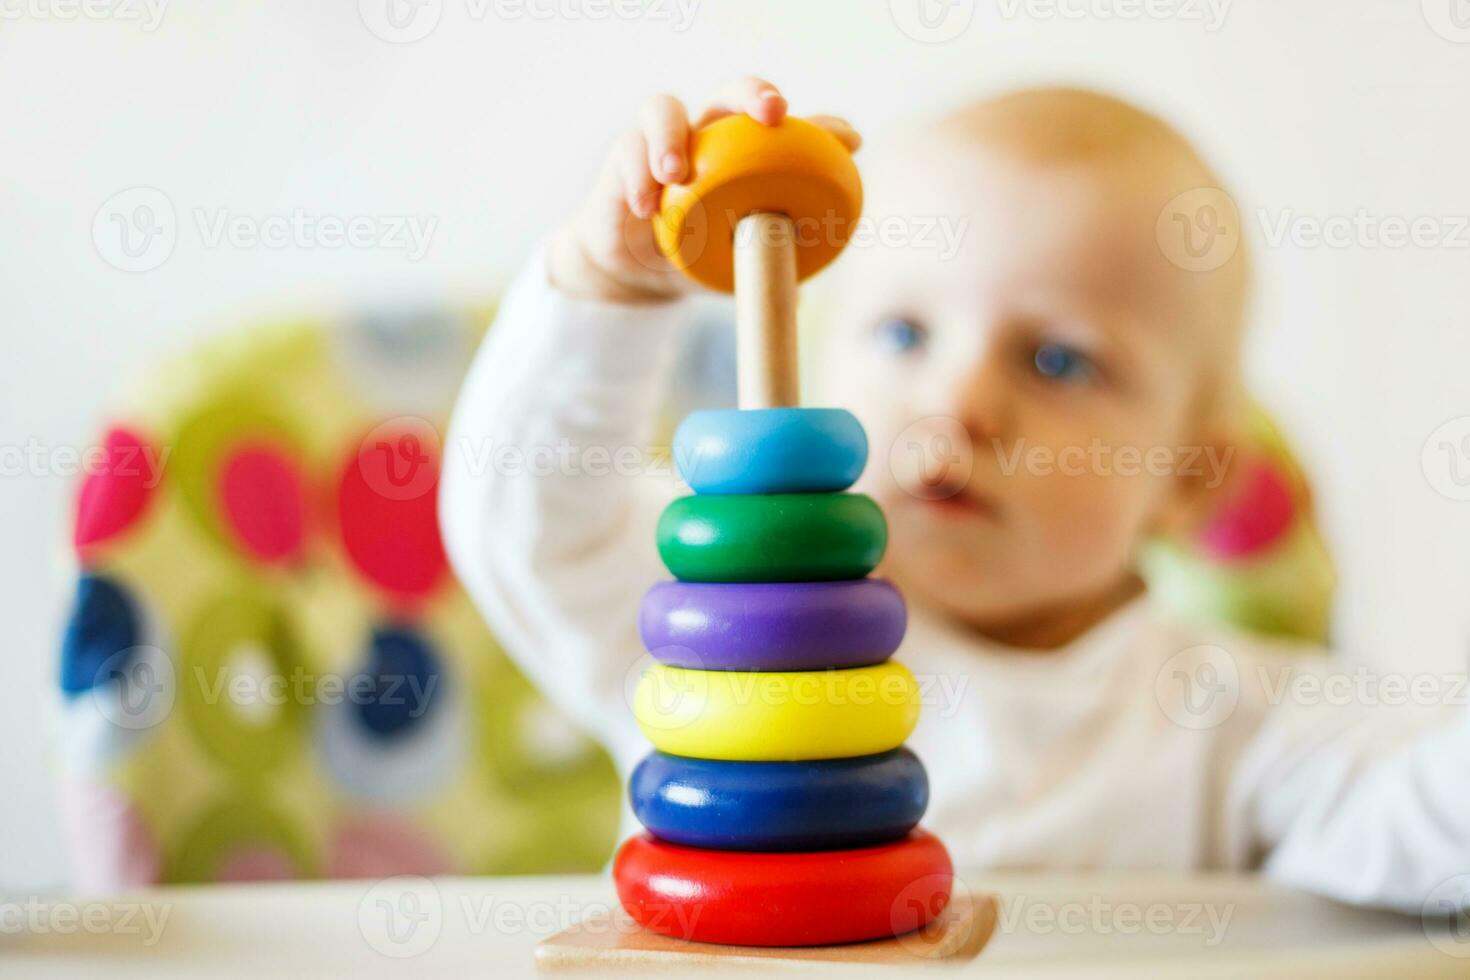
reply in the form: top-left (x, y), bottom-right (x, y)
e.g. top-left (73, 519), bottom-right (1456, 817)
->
top-left (613, 830), bottom-right (952, 947)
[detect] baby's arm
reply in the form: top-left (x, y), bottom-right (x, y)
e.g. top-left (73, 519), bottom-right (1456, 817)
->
top-left (441, 78), bottom-right (860, 772)
top-left (440, 249), bottom-right (685, 772)
top-left (1235, 655), bottom-right (1470, 911)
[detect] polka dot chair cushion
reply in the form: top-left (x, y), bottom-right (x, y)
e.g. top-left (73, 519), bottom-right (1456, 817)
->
top-left (58, 309), bottom-right (619, 891)
top-left (1139, 403), bottom-right (1337, 644)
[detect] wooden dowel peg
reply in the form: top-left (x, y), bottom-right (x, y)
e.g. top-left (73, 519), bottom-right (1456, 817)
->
top-left (733, 212), bottom-right (799, 410)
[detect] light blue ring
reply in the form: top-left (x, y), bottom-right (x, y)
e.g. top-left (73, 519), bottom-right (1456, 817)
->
top-left (673, 408), bottom-right (867, 495)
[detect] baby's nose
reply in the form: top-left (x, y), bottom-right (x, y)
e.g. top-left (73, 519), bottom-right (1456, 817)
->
top-left (946, 356), bottom-right (1012, 448)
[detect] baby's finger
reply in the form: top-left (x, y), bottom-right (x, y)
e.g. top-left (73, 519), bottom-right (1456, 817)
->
top-left (639, 94), bottom-right (690, 184)
top-left (616, 131), bottom-right (660, 219)
top-left (805, 114), bottom-right (862, 153)
top-left (691, 105), bottom-right (733, 130)
top-left (587, 140), bottom-right (631, 227)
top-left (702, 75), bottom-right (786, 126)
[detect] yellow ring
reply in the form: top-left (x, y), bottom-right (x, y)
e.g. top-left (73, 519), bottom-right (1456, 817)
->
top-left (633, 662), bottom-right (920, 761)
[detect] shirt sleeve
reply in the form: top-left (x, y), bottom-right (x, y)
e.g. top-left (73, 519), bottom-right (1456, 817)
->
top-left (1233, 652), bottom-right (1470, 912)
top-left (439, 248), bottom-right (690, 774)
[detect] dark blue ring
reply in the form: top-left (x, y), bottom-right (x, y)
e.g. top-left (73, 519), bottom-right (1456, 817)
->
top-left (630, 748), bottom-right (928, 852)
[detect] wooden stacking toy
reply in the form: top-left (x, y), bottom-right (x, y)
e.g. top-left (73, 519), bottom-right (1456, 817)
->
top-left (538, 114), bottom-right (990, 968)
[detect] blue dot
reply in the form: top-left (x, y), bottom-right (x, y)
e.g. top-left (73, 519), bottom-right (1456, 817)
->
top-left (352, 626), bottom-right (442, 739)
top-left (60, 575), bottom-right (140, 697)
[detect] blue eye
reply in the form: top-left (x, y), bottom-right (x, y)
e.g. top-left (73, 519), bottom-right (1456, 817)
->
top-left (1032, 342), bottom-right (1095, 383)
top-left (876, 317), bottom-right (927, 355)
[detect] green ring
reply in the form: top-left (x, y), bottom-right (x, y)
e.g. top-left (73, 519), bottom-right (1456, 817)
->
top-left (179, 590), bottom-right (306, 778)
top-left (656, 493), bottom-right (886, 583)
top-left (168, 794), bottom-right (316, 883)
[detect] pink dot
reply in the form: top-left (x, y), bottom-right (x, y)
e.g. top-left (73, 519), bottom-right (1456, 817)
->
top-left (328, 815), bottom-right (453, 879)
top-left (215, 845), bottom-right (298, 882)
top-left (218, 443), bottom-right (308, 564)
top-left (74, 427), bottom-right (159, 556)
top-left (337, 433), bottom-right (446, 604)
top-left (56, 778), bottom-right (161, 894)
top-left (1198, 459), bottom-right (1296, 560)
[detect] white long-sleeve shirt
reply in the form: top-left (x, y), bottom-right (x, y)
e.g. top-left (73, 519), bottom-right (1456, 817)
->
top-left (440, 251), bottom-right (1470, 913)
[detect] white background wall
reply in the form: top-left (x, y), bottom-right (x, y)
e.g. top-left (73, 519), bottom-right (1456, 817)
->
top-left (3, 0), bottom-right (1468, 891)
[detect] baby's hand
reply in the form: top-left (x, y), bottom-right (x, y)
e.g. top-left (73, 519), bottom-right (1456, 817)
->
top-left (548, 76), bottom-right (860, 304)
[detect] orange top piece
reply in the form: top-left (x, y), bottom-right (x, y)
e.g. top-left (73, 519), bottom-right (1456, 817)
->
top-left (654, 115), bottom-right (863, 293)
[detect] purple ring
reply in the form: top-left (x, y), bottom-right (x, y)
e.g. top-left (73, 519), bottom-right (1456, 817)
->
top-left (639, 579), bottom-right (907, 671)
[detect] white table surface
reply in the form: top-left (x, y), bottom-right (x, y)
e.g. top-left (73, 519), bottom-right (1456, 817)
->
top-left (3, 871), bottom-right (1465, 978)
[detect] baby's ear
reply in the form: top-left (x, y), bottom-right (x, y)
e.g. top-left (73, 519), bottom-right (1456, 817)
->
top-left (1153, 426), bottom-right (1243, 539)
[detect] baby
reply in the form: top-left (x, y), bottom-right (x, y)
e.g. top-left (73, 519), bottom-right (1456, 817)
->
top-left (442, 77), bottom-right (1469, 912)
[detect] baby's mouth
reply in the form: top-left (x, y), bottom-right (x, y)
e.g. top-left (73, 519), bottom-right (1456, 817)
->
top-left (924, 491), bottom-right (1000, 522)
top-left (904, 473), bottom-right (1002, 522)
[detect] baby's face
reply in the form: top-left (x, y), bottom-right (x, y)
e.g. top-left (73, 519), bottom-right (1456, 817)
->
top-left (815, 140), bottom-right (1222, 636)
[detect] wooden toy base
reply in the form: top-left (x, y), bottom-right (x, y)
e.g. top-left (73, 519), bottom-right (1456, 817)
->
top-left (535, 884), bottom-right (996, 969)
